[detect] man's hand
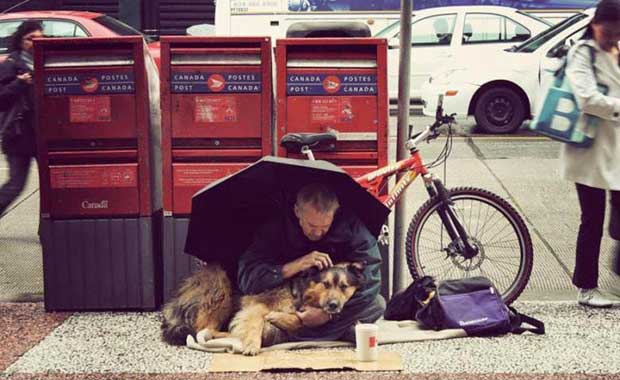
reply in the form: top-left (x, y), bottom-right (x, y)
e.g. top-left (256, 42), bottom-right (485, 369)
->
top-left (282, 251), bottom-right (334, 279)
top-left (17, 72), bottom-right (32, 85)
top-left (282, 251), bottom-right (333, 279)
top-left (296, 250), bottom-right (333, 271)
top-left (296, 306), bottom-right (330, 328)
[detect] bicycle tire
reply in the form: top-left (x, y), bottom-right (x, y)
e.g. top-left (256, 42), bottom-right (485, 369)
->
top-left (405, 187), bottom-right (533, 305)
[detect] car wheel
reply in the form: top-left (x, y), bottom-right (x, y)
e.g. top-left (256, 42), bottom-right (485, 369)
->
top-left (474, 87), bottom-right (526, 134)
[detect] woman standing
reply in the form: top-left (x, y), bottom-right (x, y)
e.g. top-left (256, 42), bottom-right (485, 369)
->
top-left (0, 20), bottom-right (43, 217)
top-left (562, 0), bottom-right (620, 307)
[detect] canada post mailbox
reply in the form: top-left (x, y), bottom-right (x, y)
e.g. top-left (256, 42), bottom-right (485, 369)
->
top-left (159, 36), bottom-right (272, 301)
top-left (276, 38), bottom-right (388, 177)
top-left (34, 37), bottom-right (162, 311)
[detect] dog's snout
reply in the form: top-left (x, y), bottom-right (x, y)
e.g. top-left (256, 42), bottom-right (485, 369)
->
top-left (327, 300), bottom-right (340, 311)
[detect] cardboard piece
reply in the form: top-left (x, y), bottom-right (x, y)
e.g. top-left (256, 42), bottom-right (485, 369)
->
top-left (209, 350), bottom-right (403, 372)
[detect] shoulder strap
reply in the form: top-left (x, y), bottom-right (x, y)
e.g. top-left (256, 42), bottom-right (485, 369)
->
top-left (556, 42), bottom-right (597, 78)
top-left (586, 45), bottom-right (597, 79)
top-left (508, 306), bottom-right (545, 335)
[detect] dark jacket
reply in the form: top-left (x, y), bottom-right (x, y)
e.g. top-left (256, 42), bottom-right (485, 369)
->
top-left (0, 50), bottom-right (36, 157)
top-left (238, 207), bottom-right (381, 313)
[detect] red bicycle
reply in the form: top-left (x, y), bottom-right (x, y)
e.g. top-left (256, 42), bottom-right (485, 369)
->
top-left (281, 96), bottom-right (533, 305)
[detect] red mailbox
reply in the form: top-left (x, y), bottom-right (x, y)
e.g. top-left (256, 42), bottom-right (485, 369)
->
top-left (34, 37), bottom-right (162, 311)
top-left (275, 38), bottom-right (388, 177)
top-left (159, 36), bottom-right (272, 301)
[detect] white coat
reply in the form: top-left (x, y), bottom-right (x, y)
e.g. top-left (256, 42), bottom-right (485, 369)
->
top-left (560, 39), bottom-right (620, 190)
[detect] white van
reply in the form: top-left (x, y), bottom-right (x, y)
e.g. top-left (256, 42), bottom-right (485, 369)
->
top-left (215, 0), bottom-right (400, 40)
top-left (214, 0), bottom-right (596, 41)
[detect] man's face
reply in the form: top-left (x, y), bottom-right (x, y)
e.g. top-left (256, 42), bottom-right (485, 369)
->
top-left (295, 203), bottom-right (335, 242)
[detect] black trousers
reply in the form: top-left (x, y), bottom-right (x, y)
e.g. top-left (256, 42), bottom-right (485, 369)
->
top-left (573, 183), bottom-right (620, 289)
top-left (0, 154), bottom-right (33, 216)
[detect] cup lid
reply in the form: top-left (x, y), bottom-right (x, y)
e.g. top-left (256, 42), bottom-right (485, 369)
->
top-left (355, 323), bottom-right (379, 332)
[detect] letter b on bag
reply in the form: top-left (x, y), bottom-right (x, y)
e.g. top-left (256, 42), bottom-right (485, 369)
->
top-left (538, 89), bottom-right (580, 136)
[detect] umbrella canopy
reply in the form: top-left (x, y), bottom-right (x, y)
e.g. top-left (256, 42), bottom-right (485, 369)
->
top-left (184, 156), bottom-right (391, 266)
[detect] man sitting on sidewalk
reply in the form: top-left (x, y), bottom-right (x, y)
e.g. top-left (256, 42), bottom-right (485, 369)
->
top-left (237, 183), bottom-right (385, 341)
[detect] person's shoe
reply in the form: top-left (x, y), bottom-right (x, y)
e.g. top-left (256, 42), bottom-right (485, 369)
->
top-left (577, 288), bottom-right (613, 308)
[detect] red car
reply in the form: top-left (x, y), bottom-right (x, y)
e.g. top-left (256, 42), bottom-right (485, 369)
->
top-left (0, 11), bottom-right (160, 67)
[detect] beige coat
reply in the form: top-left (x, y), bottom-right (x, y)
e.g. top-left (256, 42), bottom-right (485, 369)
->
top-left (560, 39), bottom-right (620, 190)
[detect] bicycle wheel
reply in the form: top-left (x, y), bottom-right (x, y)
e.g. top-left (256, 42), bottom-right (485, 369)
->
top-left (405, 187), bottom-right (533, 305)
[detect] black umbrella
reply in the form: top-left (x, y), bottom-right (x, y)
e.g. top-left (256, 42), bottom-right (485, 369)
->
top-left (184, 156), bottom-right (391, 267)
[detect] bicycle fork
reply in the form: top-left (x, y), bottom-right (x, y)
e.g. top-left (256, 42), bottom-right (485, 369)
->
top-left (423, 175), bottom-right (479, 260)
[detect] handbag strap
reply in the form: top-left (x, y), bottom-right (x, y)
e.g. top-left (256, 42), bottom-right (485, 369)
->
top-left (508, 306), bottom-right (545, 335)
top-left (556, 43), bottom-right (597, 79)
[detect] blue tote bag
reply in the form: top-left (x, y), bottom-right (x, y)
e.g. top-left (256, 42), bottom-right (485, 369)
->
top-left (530, 45), bottom-right (607, 148)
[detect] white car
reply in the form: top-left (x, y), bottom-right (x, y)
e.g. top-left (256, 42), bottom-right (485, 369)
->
top-left (376, 6), bottom-right (552, 101)
top-left (421, 8), bottom-right (594, 134)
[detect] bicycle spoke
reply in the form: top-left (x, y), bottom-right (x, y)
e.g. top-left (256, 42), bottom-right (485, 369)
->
top-left (480, 221), bottom-right (514, 246)
top-left (472, 205), bottom-right (494, 241)
top-left (476, 208), bottom-right (502, 242)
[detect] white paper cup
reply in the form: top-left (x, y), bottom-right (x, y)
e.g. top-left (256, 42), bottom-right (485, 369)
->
top-left (355, 323), bottom-right (379, 362)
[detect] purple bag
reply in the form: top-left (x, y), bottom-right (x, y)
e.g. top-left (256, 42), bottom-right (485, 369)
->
top-left (415, 277), bottom-right (544, 336)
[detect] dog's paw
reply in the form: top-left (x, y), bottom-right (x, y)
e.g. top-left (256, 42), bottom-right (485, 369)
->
top-left (265, 311), bottom-right (279, 322)
top-left (242, 342), bottom-right (261, 356)
top-left (196, 328), bottom-right (212, 344)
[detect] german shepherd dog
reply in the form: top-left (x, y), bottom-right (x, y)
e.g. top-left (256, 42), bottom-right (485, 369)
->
top-left (161, 264), bottom-right (233, 345)
top-left (229, 262), bottom-right (366, 355)
top-left (160, 262), bottom-right (365, 352)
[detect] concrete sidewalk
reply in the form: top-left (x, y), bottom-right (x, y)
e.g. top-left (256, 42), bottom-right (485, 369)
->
top-left (1, 131), bottom-right (620, 378)
top-left (1, 301), bottom-right (619, 378)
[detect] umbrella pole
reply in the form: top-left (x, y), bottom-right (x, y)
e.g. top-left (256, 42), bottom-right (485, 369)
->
top-left (393, 0), bottom-right (413, 294)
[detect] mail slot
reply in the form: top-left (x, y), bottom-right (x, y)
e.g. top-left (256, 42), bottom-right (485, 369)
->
top-left (159, 36), bottom-right (272, 301)
top-left (275, 38), bottom-right (388, 176)
top-left (34, 37), bottom-right (162, 311)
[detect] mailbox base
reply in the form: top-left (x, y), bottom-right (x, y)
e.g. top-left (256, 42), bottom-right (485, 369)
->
top-left (41, 216), bottom-right (161, 311)
top-left (162, 216), bottom-right (201, 303)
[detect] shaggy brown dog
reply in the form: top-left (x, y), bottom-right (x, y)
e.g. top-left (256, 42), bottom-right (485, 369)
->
top-left (161, 264), bottom-right (233, 345)
top-left (229, 262), bottom-right (366, 355)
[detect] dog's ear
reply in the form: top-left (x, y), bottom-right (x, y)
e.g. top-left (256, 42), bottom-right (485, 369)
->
top-left (346, 261), bottom-right (366, 285)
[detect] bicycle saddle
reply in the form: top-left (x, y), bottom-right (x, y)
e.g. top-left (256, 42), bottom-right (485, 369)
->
top-left (280, 132), bottom-right (337, 153)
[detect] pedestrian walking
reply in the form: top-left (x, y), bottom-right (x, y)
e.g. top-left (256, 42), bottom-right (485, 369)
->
top-left (561, 0), bottom-right (620, 307)
top-left (0, 20), bottom-right (43, 217)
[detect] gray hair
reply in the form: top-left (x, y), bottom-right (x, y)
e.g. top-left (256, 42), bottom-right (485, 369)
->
top-left (295, 183), bottom-right (340, 213)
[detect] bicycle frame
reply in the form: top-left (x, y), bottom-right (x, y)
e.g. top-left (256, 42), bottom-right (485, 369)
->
top-left (353, 122), bottom-right (479, 258)
top-left (354, 120), bottom-right (439, 208)
top-left (355, 149), bottom-right (428, 209)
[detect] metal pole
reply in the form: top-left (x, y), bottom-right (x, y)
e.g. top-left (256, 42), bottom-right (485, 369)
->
top-left (393, 0), bottom-right (412, 294)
